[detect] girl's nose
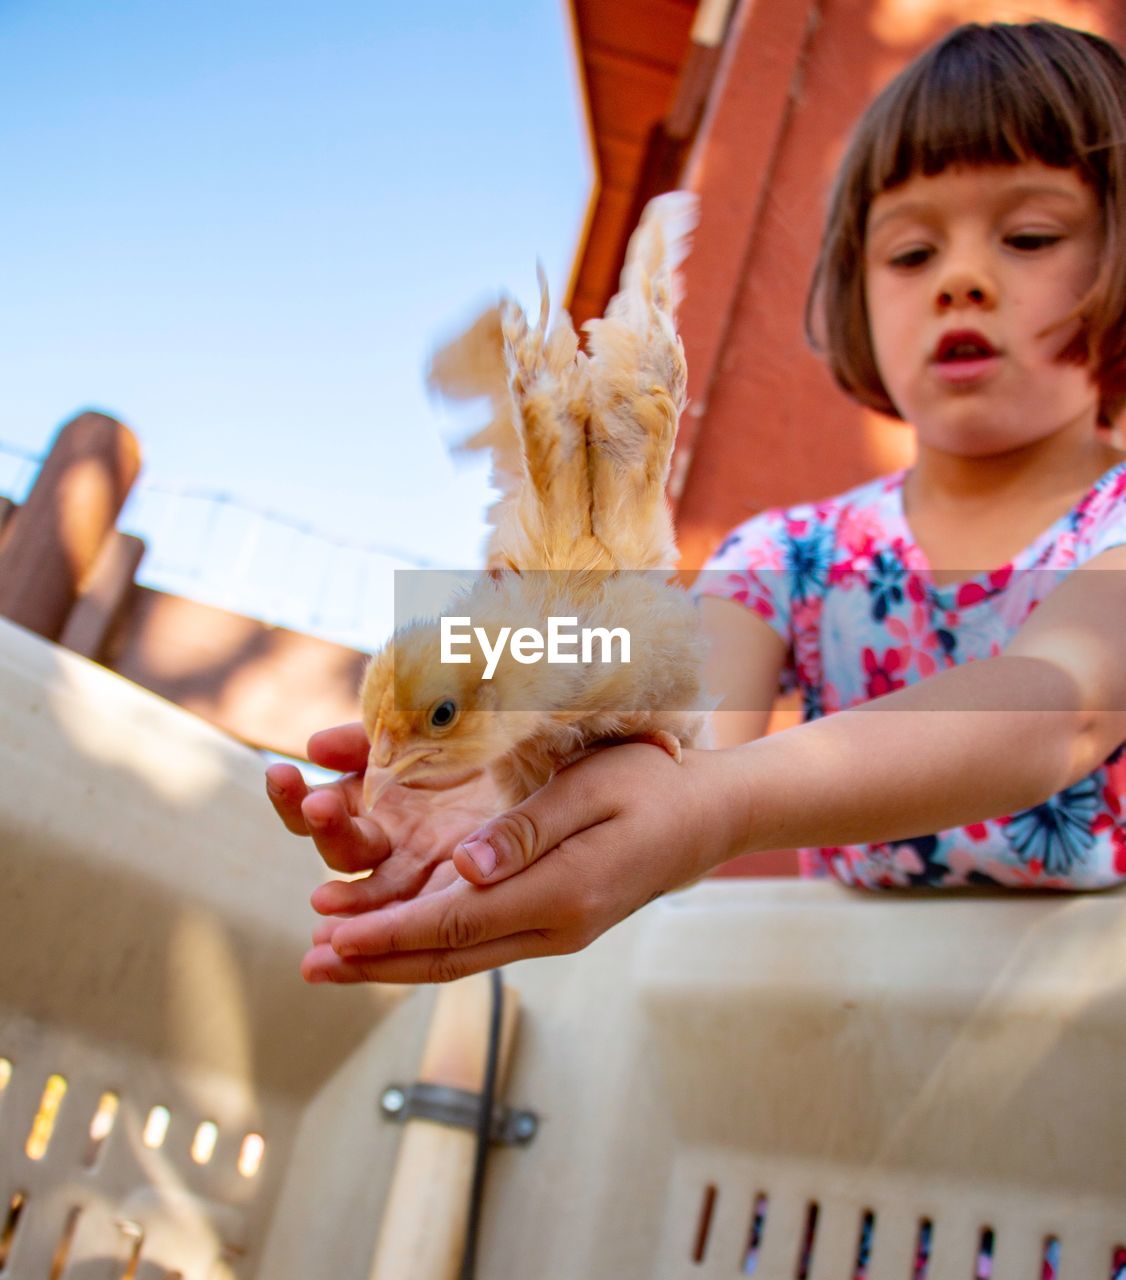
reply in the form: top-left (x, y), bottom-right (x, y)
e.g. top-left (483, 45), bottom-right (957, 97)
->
top-left (935, 269), bottom-right (995, 311)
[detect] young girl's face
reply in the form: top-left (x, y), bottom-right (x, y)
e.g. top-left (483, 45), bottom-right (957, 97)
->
top-left (864, 161), bottom-right (1103, 458)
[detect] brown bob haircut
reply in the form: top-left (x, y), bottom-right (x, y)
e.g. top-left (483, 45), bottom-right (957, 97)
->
top-left (806, 21), bottom-right (1126, 425)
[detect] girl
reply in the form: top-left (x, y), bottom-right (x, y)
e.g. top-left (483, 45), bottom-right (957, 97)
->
top-left (266, 19), bottom-right (1126, 983)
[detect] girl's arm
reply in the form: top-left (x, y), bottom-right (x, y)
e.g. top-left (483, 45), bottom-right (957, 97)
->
top-left (696, 595), bottom-right (788, 748)
top-left (729, 543), bottom-right (1126, 854)
top-left (298, 547), bottom-right (1126, 983)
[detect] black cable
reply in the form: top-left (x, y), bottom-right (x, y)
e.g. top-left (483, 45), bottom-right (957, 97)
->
top-left (459, 966), bottom-right (504, 1280)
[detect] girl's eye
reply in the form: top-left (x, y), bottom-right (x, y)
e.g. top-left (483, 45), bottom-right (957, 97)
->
top-left (1005, 232), bottom-right (1062, 252)
top-left (888, 246), bottom-right (933, 269)
top-left (429, 698), bottom-right (458, 729)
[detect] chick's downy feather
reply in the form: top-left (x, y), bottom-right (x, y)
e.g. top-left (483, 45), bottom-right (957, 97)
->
top-left (360, 192), bottom-right (708, 809)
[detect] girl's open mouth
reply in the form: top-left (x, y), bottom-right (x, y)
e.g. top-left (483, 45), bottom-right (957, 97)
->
top-left (931, 329), bottom-right (1001, 385)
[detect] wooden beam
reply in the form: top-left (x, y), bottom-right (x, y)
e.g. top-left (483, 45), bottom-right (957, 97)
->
top-left (370, 975), bottom-right (521, 1280)
top-left (59, 530), bottom-right (147, 661)
top-left (0, 412), bottom-right (141, 640)
top-left (101, 586), bottom-right (368, 759)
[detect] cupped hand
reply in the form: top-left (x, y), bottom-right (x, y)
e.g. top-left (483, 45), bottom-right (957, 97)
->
top-left (265, 722), bottom-right (503, 908)
top-left (300, 741), bottom-right (753, 985)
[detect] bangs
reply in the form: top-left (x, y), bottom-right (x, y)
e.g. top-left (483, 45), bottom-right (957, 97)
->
top-left (862, 24), bottom-right (1105, 199)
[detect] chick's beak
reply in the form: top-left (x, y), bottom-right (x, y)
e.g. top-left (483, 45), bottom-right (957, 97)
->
top-left (361, 740), bottom-right (437, 811)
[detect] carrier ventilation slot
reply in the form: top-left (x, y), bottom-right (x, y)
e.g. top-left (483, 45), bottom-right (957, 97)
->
top-left (190, 1120), bottom-right (218, 1165)
top-left (118, 1218), bottom-right (144, 1280)
top-left (49, 1206), bottom-right (81, 1280)
top-left (852, 1209), bottom-right (874, 1279)
top-left (142, 1105), bottom-right (171, 1149)
top-left (913, 1218), bottom-right (933, 1278)
top-left (26, 1074), bottom-right (67, 1160)
top-left (685, 1191), bottom-right (1125, 1278)
top-left (0, 1191), bottom-right (27, 1271)
top-left (974, 1226), bottom-right (994, 1278)
top-left (741, 1192), bottom-right (768, 1275)
top-left (794, 1202), bottom-right (819, 1279)
top-left (85, 1091), bottom-right (120, 1167)
top-left (238, 1132), bottom-right (266, 1178)
top-left (692, 1183), bottom-right (718, 1264)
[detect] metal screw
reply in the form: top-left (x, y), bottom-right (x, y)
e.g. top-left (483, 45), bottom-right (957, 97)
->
top-left (512, 1112), bottom-right (537, 1141)
top-left (381, 1087), bottom-right (407, 1115)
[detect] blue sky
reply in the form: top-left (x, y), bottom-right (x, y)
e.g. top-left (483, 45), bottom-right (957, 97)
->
top-left (0, 0), bottom-right (591, 645)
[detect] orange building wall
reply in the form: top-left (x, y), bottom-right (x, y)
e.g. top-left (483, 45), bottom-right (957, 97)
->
top-left (673, 0), bottom-right (1126, 570)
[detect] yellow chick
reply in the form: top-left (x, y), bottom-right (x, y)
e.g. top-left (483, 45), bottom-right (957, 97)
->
top-left (360, 192), bottom-right (707, 811)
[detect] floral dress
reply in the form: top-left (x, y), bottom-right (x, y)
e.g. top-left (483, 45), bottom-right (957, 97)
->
top-left (697, 461), bottom-right (1126, 890)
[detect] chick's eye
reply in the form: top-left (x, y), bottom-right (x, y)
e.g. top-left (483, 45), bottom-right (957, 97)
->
top-left (429, 699), bottom-right (458, 729)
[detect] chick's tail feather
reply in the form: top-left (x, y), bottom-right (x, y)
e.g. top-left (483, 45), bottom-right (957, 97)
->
top-left (427, 191), bottom-right (699, 573)
top-left (583, 191), bottom-right (699, 571)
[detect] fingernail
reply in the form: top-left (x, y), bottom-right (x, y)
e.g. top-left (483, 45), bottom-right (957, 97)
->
top-left (460, 837), bottom-right (497, 878)
top-left (305, 967), bottom-right (329, 984)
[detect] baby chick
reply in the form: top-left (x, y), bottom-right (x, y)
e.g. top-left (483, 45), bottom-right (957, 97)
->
top-left (360, 192), bottom-right (707, 810)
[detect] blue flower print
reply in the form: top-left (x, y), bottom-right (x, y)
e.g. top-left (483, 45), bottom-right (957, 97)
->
top-left (1004, 780), bottom-right (1100, 874)
top-left (802, 683), bottom-right (824, 721)
top-left (866, 550), bottom-right (907, 621)
top-left (884, 834), bottom-right (947, 886)
top-left (785, 524), bottom-right (833, 604)
top-left (934, 627), bottom-right (957, 660)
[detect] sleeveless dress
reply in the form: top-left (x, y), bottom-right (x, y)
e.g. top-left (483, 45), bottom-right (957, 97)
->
top-left (696, 461), bottom-right (1126, 889)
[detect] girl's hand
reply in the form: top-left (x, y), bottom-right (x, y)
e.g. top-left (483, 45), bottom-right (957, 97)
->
top-left (265, 723), bottom-right (503, 905)
top-left (298, 742), bottom-right (752, 985)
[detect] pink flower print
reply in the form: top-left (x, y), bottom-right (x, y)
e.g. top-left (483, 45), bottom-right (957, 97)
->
top-left (820, 680), bottom-right (841, 715)
top-left (891, 536), bottom-right (930, 575)
top-left (985, 858), bottom-right (1072, 889)
top-left (945, 846), bottom-right (1073, 889)
top-left (792, 599), bottom-right (823, 684)
top-left (1052, 541), bottom-right (1077, 570)
top-left (863, 647), bottom-right (907, 698)
top-left (1102, 752), bottom-right (1126, 805)
top-left (837, 504), bottom-right (882, 558)
top-left (883, 611), bottom-right (948, 679)
top-left (884, 616), bottom-right (910, 643)
top-left (915, 651), bottom-right (938, 678)
top-left (859, 841), bottom-right (928, 886)
top-left (1092, 814), bottom-right (1126, 874)
top-left (955, 582), bottom-right (990, 608)
top-left (829, 559), bottom-right (867, 588)
top-left (953, 568), bottom-right (1013, 609)
top-left (744, 541), bottom-right (786, 572)
top-left (724, 573), bottom-right (775, 621)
